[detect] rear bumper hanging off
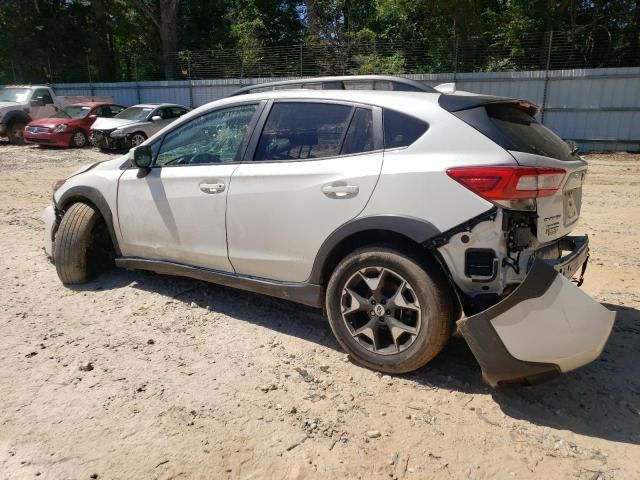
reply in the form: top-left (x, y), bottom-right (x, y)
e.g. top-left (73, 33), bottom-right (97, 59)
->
top-left (459, 239), bottom-right (615, 387)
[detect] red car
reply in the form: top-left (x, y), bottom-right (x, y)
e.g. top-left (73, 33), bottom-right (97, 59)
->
top-left (23, 102), bottom-right (125, 148)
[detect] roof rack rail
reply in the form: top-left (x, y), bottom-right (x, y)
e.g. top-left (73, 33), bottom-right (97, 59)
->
top-left (229, 75), bottom-right (437, 96)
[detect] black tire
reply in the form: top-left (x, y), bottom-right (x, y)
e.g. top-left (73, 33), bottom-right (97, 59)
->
top-left (70, 129), bottom-right (88, 148)
top-left (53, 203), bottom-right (113, 285)
top-left (7, 121), bottom-right (25, 145)
top-left (129, 131), bottom-right (147, 147)
top-left (325, 247), bottom-right (454, 374)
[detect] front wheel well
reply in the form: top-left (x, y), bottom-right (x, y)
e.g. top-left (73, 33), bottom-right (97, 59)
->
top-left (57, 197), bottom-right (116, 255)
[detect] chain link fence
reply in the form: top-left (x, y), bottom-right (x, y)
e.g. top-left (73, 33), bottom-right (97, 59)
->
top-left (6, 30), bottom-right (639, 84)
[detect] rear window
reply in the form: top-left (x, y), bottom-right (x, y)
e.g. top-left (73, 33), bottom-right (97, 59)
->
top-left (457, 103), bottom-right (574, 161)
top-left (383, 109), bottom-right (428, 148)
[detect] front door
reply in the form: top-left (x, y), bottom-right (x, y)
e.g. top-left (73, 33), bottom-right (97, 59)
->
top-left (227, 101), bottom-right (384, 283)
top-left (30, 88), bottom-right (57, 119)
top-left (116, 103), bottom-right (261, 271)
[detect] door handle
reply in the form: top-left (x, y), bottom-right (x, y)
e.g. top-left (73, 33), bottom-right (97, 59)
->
top-left (322, 183), bottom-right (359, 199)
top-left (199, 180), bottom-right (225, 194)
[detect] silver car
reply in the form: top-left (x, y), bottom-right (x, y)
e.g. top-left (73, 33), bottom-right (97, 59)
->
top-left (43, 76), bottom-right (615, 387)
top-left (91, 102), bottom-right (190, 150)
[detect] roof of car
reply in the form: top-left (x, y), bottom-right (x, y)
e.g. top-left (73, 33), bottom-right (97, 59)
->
top-left (67, 101), bottom-right (121, 108)
top-left (131, 103), bottom-right (187, 109)
top-left (230, 75), bottom-right (438, 96)
top-left (188, 89), bottom-right (444, 123)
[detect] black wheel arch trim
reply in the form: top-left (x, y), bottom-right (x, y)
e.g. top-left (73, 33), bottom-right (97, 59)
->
top-left (309, 215), bottom-right (441, 284)
top-left (56, 186), bottom-right (121, 256)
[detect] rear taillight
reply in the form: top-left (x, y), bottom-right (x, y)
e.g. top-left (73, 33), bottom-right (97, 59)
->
top-left (446, 166), bottom-right (565, 201)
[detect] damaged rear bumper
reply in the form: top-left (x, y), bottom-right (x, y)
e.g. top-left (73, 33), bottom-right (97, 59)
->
top-left (458, 237), bottom-right (615, 387)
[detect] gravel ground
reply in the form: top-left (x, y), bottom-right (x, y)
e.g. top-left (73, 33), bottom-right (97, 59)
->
top-left (0, 143), bottom-right (638, 480)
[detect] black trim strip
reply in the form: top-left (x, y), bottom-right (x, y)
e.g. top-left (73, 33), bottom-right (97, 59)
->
top-left (115, 257), bottom-right (323, 308)
top-left (309, 215), bottom-right (441, 284)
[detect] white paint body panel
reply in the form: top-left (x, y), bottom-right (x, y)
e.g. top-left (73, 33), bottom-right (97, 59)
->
top-left (227, 151), bottom-right (383, 282)
top-left (490, 272), bottom-right (615, 372)
top-left (360, 98), bottom-right (515, 231)
top-left (116, 164), bottom-right (236, 271)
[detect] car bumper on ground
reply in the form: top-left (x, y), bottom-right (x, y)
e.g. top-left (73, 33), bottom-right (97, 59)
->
top-left (458, 235), bottom-right (616, 387)
top-left (24, 131), bottom-right (73, 147)
top-left (43, 205), bottom-right (57, 258)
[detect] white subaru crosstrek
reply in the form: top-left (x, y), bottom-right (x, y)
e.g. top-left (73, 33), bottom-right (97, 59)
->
top-left (43, 76), bottom-right (615, 387)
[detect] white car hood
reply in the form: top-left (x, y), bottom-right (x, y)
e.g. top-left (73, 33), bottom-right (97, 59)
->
top-left (0, 101), bottom-right (24, 114)
top-left (91, 117), bottom-right (143, 130)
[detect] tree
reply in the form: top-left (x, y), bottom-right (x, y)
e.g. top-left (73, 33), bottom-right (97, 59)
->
top-left (131, 0), bottom-right (180, 79)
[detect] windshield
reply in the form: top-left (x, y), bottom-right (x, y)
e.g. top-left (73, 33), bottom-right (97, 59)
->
top-left (52, 106), bottom-right (91, 119)
top-left (116, 107), bottom-right (153, 121)
top-left (0, 87), bottom-right (30, 103)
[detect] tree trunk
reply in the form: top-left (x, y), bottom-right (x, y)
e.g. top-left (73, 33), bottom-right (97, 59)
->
top-left (133, 0), bottom-right (180, 80)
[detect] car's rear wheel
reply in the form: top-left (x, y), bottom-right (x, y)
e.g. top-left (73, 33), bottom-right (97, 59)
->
top-left (7, 121), bottom-right (25, 145)
top-left (53, 203), bottom-right (113, 285)
top-left (325, 247), bottom-right (454, 374)
top-left (129, 132), bottom-right (146, 147)
top-left (70, 129), bottom-right (87, 148)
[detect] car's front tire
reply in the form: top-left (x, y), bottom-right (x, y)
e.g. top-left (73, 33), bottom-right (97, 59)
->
top-left (325, 247), bottom-right (454, 374)
top-left (53, 203), bottom-right (113, 285)
top-left (70, 129), bottom-right (88, 148)
top-left (7, 121), bottom-right (25, 145)
top-left (129, 132), bottom-right (146, 148)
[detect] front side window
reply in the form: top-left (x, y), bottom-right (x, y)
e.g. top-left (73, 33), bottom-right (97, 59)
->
top-left (33, 89), bottom-right (54, 105)
top-left (170, 107), bottom-right (189, 118)
top-left (155, 104), bottom-right (258, 166)
top-left (255, 102), bottom-right (354, 161)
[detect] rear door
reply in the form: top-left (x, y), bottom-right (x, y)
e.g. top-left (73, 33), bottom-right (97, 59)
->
top-left (226, 100), bottom-right (384, 283)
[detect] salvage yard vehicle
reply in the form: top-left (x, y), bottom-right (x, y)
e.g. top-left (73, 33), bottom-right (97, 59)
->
top-left (43, 76), bottom-right (615, 387)
top-left (91, 103), bottom-right (190, 150)
top-left (0, 85), bottom-right (111, 144)
top-left (23, 102), bottom-right (125, 148)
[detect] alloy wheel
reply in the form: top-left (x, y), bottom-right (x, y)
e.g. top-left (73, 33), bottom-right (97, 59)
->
top-left (341, 266), bottom-right (422, 355)
top-left (73, 131), bottom-right (87, 147)
top-left (130, 133), bottom-right (145, 147)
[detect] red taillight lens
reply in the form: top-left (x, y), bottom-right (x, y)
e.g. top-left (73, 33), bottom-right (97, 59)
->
top-left (446, 166), bottom-right (565, 200)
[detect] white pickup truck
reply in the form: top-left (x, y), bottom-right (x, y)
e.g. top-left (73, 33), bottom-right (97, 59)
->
top-left (0, 85), bottom-right (111, 144)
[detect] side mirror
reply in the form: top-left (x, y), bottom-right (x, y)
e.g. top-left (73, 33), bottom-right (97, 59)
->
top-left (151, 115), bottom-right (162, 121)
top-left (88, 114), bottom-right (98, 118)
top-left (30, 98), bottom-right (44, 107)
top-left (132, 145), bottom-right (152, 173)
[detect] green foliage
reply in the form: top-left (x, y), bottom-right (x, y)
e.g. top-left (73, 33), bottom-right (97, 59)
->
top-left (0, 0), bottom-right (638, 83)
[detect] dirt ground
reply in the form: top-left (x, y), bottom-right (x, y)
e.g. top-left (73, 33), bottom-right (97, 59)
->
top-left (0, 143), bottom-right (638, 480)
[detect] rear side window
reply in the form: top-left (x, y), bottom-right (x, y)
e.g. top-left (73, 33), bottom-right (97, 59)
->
top-left (255, 102), bottom-right (353, 161)
top-left (483, 104), bottom-right (573, 160)
top-left (341, 108), bottom-right (374, 155)
top-left (383, 109), bottom-right (428, 148)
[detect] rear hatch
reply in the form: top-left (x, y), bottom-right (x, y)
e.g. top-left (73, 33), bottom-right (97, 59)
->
top-left (439, 95), bottom-right (587, 243)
